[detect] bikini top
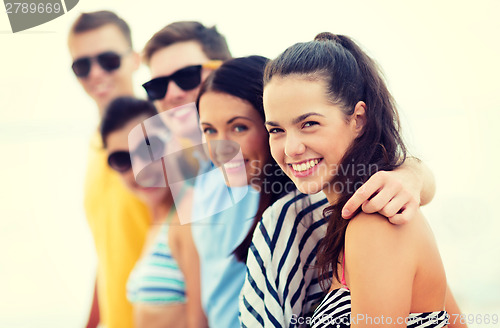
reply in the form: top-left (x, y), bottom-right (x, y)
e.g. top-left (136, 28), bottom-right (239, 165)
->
top-left (126, 207), bottom-right (186, 305)
top-left (310, 253), bottom-right (448, 328)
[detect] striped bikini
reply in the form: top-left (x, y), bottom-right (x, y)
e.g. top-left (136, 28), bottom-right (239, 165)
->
top-left (311, 286), bottom-right (448, 327)
top-left (310, 255), bottom-right (448, 328)
top-left (126, 213), bottom-right (186, 304)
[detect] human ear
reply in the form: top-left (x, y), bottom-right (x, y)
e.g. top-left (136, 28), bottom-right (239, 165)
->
top-left (131, 51), bottom-right (141, 71)
top-left (353, 101), bottom-right (367, 136)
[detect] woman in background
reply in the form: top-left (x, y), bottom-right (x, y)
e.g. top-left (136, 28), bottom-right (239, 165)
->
top-left (100, 97), bottom-right (207, 328)
top-left (192, 55), bottom-right (294, 328)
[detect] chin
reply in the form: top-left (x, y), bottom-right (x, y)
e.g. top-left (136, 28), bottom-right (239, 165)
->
top-left (223, 174), bottom-right (249, 188)
top-left (294, 179), bottom-right (326, 195)
top-left (297, 185), bottom-right (322, 195)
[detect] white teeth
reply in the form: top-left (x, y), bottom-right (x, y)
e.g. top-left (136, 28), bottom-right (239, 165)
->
top-left (291, 159), bottom-right (321, 172)
top-left (224, 161), bottom-right (243, 169)
top-left (173, 107), bottom-right (191, 118)
top-left (138, 174), bottom-right (160, 186)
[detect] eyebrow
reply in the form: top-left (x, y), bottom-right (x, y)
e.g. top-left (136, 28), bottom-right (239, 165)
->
top-left (200, 116), bottom-right (255, 126)
top-left (227, 116), bottom-right (254, 124)
top-left (265, 112), bottom-right (325, 126)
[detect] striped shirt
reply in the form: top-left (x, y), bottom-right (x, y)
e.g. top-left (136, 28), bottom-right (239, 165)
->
top-left (240, 191), bottom-right (329, 328)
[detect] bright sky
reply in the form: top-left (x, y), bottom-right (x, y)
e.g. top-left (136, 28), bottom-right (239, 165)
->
top-left (1, 0), bottom-right (499, 326)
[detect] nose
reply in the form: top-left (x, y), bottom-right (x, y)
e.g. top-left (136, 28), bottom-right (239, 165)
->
top-left (164, 80), bottom-right (186, 103)
top-left (87, 59), bottom-right (107, 80)
top-left (284, 133), bottom-right (306, 158)
top-left (211, 138), bottom-right (239, 163)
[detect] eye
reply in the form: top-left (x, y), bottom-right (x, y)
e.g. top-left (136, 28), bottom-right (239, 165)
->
top-left (203, 127), bottom-right (216, 135)
top-left (268, 127), bottom-right (284, 134)
top-left (302, 121), bottom-right (319, 128)
top-left (233, 125), bottom-right (248, 133)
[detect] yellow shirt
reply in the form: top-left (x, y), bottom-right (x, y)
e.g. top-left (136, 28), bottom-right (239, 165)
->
top-left (84, 133), bottom-right (150, 328)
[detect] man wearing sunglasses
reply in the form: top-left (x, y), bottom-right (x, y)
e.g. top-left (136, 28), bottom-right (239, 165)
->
top-left (67, 11), bottom-right (148, 328)
top-left (142, 21), bottom-right (231, 112)
top-left (68, 11), bottom-right (140, 115)
top-left (142, 22), bottom-right (231, 141)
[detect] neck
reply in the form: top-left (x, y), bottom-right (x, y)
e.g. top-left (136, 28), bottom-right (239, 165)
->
top-left (151, 203), bottom-right (171, 223)
top-left (96, 87), bottom-right (135, 118)
top-left (323, 184), bottom-right (342, 206)
top-left (147, 192), bottom-right (174, 224)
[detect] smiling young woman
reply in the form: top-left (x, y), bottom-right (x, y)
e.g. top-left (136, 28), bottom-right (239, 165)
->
top-left (260, 33), bottom-right (453, 327)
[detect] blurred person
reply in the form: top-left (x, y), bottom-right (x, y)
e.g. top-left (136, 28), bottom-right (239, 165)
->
top-left (100, 97), bottom-right (206, 328)
top-left (67, 11), bottom-right (146, 328)
top-left (141, 22), bottom-right (241, 327)
top-left (195, 56), bottom-right (293, 327)
top-left (142, 21), bottom-right (231, 144)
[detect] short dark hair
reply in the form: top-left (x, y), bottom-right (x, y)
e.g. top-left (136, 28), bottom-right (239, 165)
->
top-left (70, 10), bottom-right (132, 48)
top-left (100, 97), bottom-right (159, 148)
top-left (143, 21), bottom-right (231, 64)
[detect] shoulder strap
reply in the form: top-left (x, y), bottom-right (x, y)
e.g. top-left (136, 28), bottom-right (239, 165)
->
top-left (341, 249), bottom-right (348, 288)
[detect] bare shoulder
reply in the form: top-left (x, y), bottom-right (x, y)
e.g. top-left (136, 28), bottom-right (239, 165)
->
top-left (346, 210), bottom-right (426, 256)
top-left (347, 212), bottom-right (401, 238)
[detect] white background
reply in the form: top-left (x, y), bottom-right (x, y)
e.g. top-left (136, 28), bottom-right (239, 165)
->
top-left (1, 0), bottom-right (499, 327)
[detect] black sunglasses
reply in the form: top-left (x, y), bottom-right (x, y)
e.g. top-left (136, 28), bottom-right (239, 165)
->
top-left (142, 65), bottom-right (202, 101)
top-left (72, 51), bottom-right (129, 78)
top-left (107, 135), bottom-right (166, 173)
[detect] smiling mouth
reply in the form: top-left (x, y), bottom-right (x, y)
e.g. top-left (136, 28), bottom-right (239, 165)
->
top-left (222, 158), bottom-right (249, 169)
top-left (224, 161), bottom-right (244, 169)
top-left (169, 107), bottom-right (193, 120)
top-left (136, 171), bottom-right (166, 188)
top-left (289, 158), bottom-right (322, 172)
top-left (92, 83), bottom-right (111, 96)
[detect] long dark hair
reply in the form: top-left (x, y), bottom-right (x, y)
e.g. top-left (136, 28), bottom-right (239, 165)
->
top-left (264, 33), bottom-right (407, 286)
top-left (196, 55), bottom-right (295, 262)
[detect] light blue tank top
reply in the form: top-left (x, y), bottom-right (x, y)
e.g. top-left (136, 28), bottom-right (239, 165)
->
top-left (191, 164), bottom-right (259, 328)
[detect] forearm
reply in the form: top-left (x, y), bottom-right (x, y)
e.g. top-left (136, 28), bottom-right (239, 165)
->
top-left (85, 278), bottom-right (100, 328)
top-left (400, 157), bottom-right (435, 206)
top-left (445, 284), bottom-right (468, 328)
top-left (180, 228), bottom-right (207, 328)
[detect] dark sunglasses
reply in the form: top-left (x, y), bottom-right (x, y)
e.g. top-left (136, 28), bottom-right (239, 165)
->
top-left (142, 65), bottom-right (202, 101)
top-left (107, 135), bottom-right (166, 173)
top-left (72, 51), bottom-right (129, 78)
